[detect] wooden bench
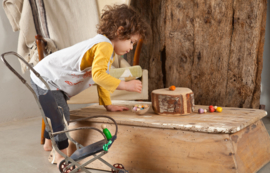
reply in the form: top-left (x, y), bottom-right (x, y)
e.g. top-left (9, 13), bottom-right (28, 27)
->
top-left (68, 101), bottom-right (270, 173)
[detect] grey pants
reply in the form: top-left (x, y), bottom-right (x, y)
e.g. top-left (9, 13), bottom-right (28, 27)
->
top-left (30, 79), bottom-right (69, 150)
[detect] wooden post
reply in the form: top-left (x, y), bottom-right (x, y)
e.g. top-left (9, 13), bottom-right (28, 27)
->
top-left (35, 35), bottom-right (46, 145)
top-left (35, 35), bottom-right (45, 61)
top-left (133, 39), bottom-right (143, 65)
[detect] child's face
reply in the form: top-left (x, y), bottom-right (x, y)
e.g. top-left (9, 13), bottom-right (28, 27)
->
top-left (113, 34), bottom-right (140, 55)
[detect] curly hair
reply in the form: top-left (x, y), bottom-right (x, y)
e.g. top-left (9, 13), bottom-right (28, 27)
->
top-left (97, 4), bottom-right (150, 42)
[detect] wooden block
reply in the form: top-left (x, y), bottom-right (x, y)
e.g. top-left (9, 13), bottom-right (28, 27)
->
top-left (68, 121), bottom-right (236, 173)
top-left (151, 87), bottom-right (194, 115)
top-left (68, 120), bottom-right (270, 173)
top-left (68, 101), bottom-right (270, 173)
top-left (230, 120), bottom-right (270, 172)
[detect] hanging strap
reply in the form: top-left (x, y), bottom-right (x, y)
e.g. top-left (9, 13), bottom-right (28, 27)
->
top-left (28, 0), bottom-right (50, 38)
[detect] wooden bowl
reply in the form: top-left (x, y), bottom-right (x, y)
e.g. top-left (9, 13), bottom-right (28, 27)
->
top-left (132, 107), bottom-right (150, 115)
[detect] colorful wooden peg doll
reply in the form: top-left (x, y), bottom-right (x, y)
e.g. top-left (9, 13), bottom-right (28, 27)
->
top-left (209, 105), bottom-right (215, 112)
top-left (198, 108), bottom-right (204, 114)
top-left (101, 124), bottom-right (112, 140)
top-left (216, 107), bottom-right (223, 113)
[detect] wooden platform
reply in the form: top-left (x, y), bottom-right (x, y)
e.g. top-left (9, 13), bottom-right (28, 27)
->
top-left (68, 101), bottom-right (270, 173)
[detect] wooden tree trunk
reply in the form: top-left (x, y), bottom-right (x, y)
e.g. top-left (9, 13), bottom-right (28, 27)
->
top-left (128, 0), bottom-right (267, 108)
top-left (152, 88), bottom-right (194, 115)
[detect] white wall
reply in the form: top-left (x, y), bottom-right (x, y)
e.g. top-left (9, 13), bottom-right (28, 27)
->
top-left (0, 7), bottom-right (40, 123)
top-left (260, 1), bottom-right (270, 115)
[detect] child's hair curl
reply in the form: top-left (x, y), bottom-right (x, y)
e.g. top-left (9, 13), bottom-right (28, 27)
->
top-left (97, 4), bottom-right (150, 42)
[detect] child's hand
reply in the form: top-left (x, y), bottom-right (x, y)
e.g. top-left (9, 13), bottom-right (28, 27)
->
top-left (125, 80), bottom-right (142, 93)
top-left (104, 105), bottom-right (129, 112)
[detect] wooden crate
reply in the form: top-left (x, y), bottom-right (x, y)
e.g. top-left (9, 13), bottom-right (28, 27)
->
top-left (68, 101), bottom-right (270, 173)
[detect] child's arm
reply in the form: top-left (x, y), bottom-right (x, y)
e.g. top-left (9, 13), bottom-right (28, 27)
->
top-left (92, 42), bottom-right (142, 111)
top-left (97, 85), bottom-right (129, 111)
top-left (92, 43), bottom-right (121, 93)
top-left (104, 80), bottom-right (142, 111)
top-left (104, 105), bottom-right (129, 112)
top-left (97, 85), bottom-right (112, 105)
top-left (116, 80), bottom-right (142, 93)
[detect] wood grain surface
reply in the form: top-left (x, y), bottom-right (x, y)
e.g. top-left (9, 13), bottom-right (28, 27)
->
top-left (230, 120), bottom-right (270, 173)
top-left (127, 0), bottom-right (267, 109)
top-left (70, 101), bottom-right (267, 134)
top-left (151, 88), bottom-right (194, 115)
top-left (68, 118), bottom-right (270, 173)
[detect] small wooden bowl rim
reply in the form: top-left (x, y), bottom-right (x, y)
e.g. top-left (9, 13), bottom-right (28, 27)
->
top-left (132, 106), bottom-right (150, 115)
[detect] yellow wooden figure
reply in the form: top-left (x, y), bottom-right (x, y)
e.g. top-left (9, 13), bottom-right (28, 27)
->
top-left (216, 107), bottom-right (223, 113)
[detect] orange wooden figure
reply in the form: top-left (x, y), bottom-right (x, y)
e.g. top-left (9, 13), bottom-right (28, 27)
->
top-left (169, 85), bottom-right (176, 91)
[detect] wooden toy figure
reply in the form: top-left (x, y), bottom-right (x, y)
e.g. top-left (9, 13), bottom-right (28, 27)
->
top-left (216, 107), bottom-right (223, 113)
top-left (209, 105), bottom-right (215, 112)
top-left (198, 108), bottom-right (207, 114)
top-left (169, 85), bottom-right (176, 91)
top-left (198, 108), bottom-right (204, 114)
top-left (101, 124), bottom-right (112, 140)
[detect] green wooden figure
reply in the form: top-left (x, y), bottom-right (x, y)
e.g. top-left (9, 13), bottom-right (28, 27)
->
top-left (101, 124), bottom-right (112, 140)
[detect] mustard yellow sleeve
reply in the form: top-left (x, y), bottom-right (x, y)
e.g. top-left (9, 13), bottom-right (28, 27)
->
top-left (92, 42), bottom-right (121, 105)
top-left (97, 85), bottom-right (111, 105)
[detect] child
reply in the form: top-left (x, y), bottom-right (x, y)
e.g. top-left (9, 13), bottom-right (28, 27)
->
top-left (30, 4), bottom-right (149, 170)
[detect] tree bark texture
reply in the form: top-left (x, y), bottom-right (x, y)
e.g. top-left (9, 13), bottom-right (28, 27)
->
top-left (128, 0), bottom-right (267, 108)
top-left (151, 88), bottom-right (195, 115)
